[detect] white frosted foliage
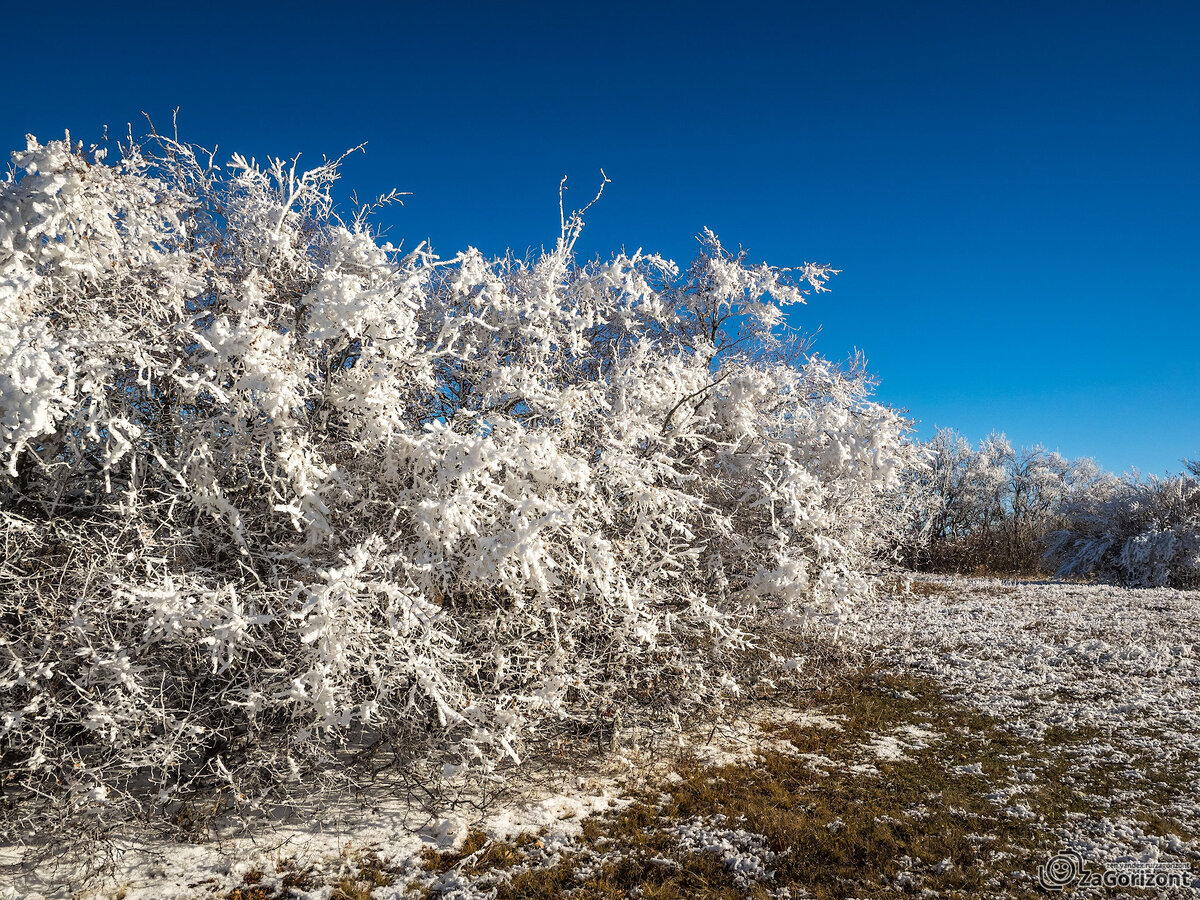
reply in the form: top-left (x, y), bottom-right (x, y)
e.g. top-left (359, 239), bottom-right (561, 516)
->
top-left (0, 132), bottom-right (915, 827)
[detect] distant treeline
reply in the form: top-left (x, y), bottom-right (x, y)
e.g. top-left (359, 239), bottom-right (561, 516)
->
top-left (900, 428), bottom-right (1200, 588)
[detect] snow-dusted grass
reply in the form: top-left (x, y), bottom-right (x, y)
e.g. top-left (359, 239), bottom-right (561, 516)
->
top-left (4, 576), bottom-right (1199, 899)
top-left (860, 575), bottom-right (1200, 881)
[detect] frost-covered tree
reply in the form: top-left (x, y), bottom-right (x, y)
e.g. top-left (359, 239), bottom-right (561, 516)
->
top-left (0, 131), bottom-right (915, 833)
top-left (903, 428), bottom-right (1101, 573)
top-left (1046, 462), bottom-right (1200, 588)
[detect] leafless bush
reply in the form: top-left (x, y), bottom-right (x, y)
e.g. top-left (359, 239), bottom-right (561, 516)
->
top-left (0, 130), bottom-right (916, 842)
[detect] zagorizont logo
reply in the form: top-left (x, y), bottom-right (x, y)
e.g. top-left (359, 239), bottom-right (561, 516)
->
top-left (1038, 849), bottom-right (1191, 892)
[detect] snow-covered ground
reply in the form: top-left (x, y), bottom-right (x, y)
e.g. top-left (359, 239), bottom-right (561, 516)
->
top-left (862, 576), bottom-right (1200, 744)
top-left (0, 771), bottom-right (636, 900)
top-left (859, 576), bottom-right (1200, 880)
top-left (4, 576), bottom-right (1199, 899)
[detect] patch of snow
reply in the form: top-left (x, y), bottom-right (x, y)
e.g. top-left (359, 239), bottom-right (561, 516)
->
top-left (668, 816), bottom-right (779, 888)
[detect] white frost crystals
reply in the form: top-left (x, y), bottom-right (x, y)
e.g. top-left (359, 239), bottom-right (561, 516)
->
top-left (0, 131), bottom-right (914, 833)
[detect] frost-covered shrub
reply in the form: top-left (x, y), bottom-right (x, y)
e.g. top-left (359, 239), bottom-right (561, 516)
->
top-left (0, 132), bottom-right (914, 830)
top-left (1046, 462), bottom-right (1200, 587)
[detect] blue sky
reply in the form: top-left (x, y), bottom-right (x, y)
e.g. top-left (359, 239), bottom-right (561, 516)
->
top-left (4, 1), bottom-right (1197, 475)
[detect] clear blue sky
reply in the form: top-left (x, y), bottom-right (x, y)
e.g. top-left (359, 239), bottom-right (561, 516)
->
top-left (4, 1), bottom-right (1197, 475)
